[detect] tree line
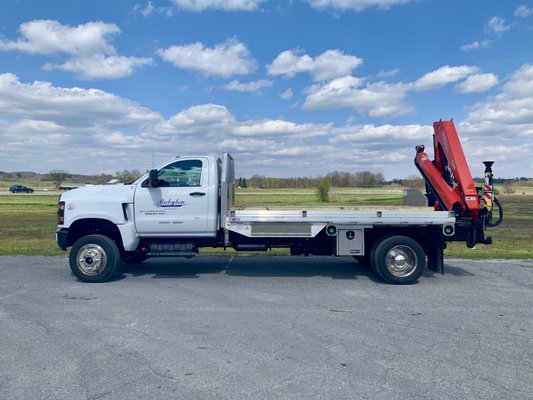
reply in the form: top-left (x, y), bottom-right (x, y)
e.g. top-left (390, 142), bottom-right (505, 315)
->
top-left (240, 173), bottom-right (533, 189)
top-left (243, 170), bottom-right (387, 189)
top-left (2, 169), bottom-right (531, 190)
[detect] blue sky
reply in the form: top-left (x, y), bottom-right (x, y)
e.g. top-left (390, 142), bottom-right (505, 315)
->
top-left (1, 0), bottom-right (532, 179)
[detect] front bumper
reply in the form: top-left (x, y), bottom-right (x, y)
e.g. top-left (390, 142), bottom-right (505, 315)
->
top-left (55, 228), bottom-right (69, 251)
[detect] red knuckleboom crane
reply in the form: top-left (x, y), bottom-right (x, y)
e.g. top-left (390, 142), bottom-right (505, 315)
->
top-left (414, 119), bottom-right (503, 250)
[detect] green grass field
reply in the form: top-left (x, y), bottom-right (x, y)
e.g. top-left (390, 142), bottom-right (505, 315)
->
top-left (444, 195), bottom-right (532, 259)
top-left (0, 195), bottom-right (62, 256)
top-left (236, 187), bottom-right (404, 207)
top-left (0, 191), bottom-right (531, 259)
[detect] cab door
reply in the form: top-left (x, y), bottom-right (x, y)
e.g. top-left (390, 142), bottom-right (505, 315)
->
top-left (133, 158), bottom-right (211, 236)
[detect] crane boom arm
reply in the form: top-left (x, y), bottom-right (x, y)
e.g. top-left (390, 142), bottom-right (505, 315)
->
top-left (414, 119), bottom-right (502, 248)
top-left (415, 120), bottom-right (479, 221)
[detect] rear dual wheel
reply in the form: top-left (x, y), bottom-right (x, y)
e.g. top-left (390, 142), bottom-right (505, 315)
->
top-left (370, 235), bottom-right (426, 284)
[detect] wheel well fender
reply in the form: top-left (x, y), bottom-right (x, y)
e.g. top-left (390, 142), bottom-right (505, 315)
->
top-left (365, 227), bottom-right (440, 256)
top-left (66, 219), bottom-right (123, 251)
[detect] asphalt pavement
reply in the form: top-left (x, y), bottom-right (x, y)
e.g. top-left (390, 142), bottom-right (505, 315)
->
top-left (1, 256), bottom-right (532, 400)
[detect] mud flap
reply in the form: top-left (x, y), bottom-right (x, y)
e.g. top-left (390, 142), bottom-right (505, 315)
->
top-left (427, 235), bottom-right (444, 275)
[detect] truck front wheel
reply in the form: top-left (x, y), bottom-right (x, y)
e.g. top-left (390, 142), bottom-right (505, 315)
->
top-left (69, 234), bottom-right (120, 282)
top-left (371, 236), bottom-right (426, 284)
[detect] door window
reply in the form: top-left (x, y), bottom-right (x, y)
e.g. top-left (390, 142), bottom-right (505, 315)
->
top-left (146, 159), bottom-right (203, 187)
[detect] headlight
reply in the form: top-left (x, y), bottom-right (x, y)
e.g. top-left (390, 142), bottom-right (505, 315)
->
top-left (57, 201), bottom-right (65, 225)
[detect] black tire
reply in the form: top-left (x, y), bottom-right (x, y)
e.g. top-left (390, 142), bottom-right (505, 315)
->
top-left (69, 234), bottom-right (120, 282)
top-left (369, 237), bottom-right (387, 278)
top-left (371, 235), bottom-right (426, 284)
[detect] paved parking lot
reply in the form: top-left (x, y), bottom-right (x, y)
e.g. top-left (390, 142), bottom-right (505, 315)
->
top-left (1, 256), bottom-right (532, 399)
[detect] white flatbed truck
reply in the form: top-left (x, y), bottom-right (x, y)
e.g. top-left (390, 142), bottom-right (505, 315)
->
top-left (56, 120), bottom-right (501, 284)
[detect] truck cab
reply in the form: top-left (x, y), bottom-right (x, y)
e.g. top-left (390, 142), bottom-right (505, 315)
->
top-left (133, 156), bottom-right (220, 237)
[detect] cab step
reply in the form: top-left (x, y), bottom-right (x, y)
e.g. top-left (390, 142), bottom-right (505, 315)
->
top-left (146, 241), bottom-right (196, 257)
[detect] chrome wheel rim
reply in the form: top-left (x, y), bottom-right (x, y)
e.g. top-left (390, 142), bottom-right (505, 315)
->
top-left (76, 244), bottom-right (107, 276)
top-left (385, 245), bottom-right (417, 277)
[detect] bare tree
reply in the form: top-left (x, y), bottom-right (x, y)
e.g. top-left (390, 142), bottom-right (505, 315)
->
top-left (49, 170), bottom-right (70, 189)
top-left (402, 175), bottom-right (425, 189)
top-left (116, 170), bottom-right (142, 184)
top-left (354, 171), bottom-right (384, 188)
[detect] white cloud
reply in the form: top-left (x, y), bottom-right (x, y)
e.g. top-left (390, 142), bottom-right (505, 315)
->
top-left (375, 69), bottom-right (399, 78)
top-left (170, 0), bottom-right (265, 11)
top-left (303, 75), bottom-right (362, 107)
top-left (151, 103), bottom-right (329, 148)
top-left (280, 88), bottom-right (293, 100)
top-left (486, 16), bottom-right (510, 34)
top-left (412, 65), bottom-right (479, 91)
top-left (158, 38), bottom-right (257, 78)
top-left (304, 0), bottom-right (411, 12)
top-left (310, 49), bottom-right (363, 81)
top-left (331, 123), bottom-right (428, 143)
top-left (455, 73), bottom-right (499, 94)
top-left (169, 104), bottom-right (234, 127)
top-left (0, 73), bottom-right (162, 171)
top-left (0, 73), bottom-right (374, 176)
top-left (43, 54), bottom-right (153, 80)
top-left (303, 75), bottom-right (412, 117)
top-left (152, 103), bottom-right (236, 138)
top-left (471, 144), bottom-right (530, 160)
top-left (302, 64), bottom-right (492, 118)
top-left (14, 119), bottom-right (62, 132)
top-left (2, 71), bottom-right (527, 180)
top-left (133, 1), bottom-right (175, 17)
top-left (0, 20), bottom-right (118, 55)
top-left (500, 65), bottom-right (533, 99)
top-left (462, 64), bottom-right (533, 129)
top-left (234, 119), bottom-right (331, 138)
top-left (0, 73), bottom-right (160, 127)
top-left (218, 138), bottom-right (274, 152)
top-left (267, 49), bottom-right (363, 81)
top-left (134, 1), bottom-right (155, 16)
top-left (459, 141), bottom-right (533, 179)
top-left (460, 40), bottom-right (491, 51)
top-left (223, 79), bottom-right (273, 93)
top-left (515, 5), bottom-right (533, 18)
top-left (457, 64), bottom-right (533, 177)
top-left (267, 50), bottom-right (314, 78)
top-left (0, 20), bottom-right (152, 80)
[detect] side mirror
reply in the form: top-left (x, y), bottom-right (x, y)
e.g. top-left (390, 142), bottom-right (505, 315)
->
top-left (148, 169), bottom-right (159, 187)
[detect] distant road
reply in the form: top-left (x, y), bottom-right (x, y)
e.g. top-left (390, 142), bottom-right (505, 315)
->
top-left (0, 190), bottom-right (62, 195)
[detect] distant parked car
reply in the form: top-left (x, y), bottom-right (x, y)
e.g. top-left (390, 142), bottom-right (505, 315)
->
top-left (9, 185), bottom-right (34, 193)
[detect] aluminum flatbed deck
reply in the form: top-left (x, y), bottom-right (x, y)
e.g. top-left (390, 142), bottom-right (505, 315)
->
top-left (225, 209), bottom-right (456, 238)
